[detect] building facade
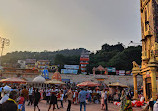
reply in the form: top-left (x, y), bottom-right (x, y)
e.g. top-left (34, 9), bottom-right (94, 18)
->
top-left (35, 60), bottom-right (50, 71)
top-left (25, 59), bottom-right (36, 69)
top-left (132, 0), bottom-right (158, 100)
top-left (1, 68), bottom-right (39, 81)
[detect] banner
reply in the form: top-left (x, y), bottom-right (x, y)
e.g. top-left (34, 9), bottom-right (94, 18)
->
top-left (62, 79), bottom-right (70, 82)
top-left (106, 67), bottom-right (116, 72)
top-left (64, 65), bottom-right (79, 69)
top-left (116, 70), bottom-right (125, 75)
top-left (61, 69), bottom-right (78, 74)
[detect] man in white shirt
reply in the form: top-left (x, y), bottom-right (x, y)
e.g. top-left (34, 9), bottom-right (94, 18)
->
top-left (153, 101), bottom-right (158, 111)
top-left (46, 87), bottom-right (51, 104)
top-left (60, 90), bottom-right (64, 108)
top-left (0, 86), bottom-right (11, 104)
top-left (27, 86), bottom-right (33, 106)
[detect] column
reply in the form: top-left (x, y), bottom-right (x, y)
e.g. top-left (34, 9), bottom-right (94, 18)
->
top-left (150, 68), bottom-right (157, 100)
top-left (133, 74), bottom-right (138, 99)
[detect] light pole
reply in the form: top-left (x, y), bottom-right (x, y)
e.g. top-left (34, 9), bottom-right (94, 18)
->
top-left (0, 37), bottom-right (10, 66)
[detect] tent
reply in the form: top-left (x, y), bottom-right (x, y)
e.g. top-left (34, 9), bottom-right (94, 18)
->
top-left (77, 81), bottom-right (99, 87)
top-left (108, 82), bottom-right (128, 88)
top-left (0, 77), bottom-right (27, 84)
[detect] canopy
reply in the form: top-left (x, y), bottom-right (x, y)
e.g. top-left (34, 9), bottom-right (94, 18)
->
top-left (0, 77), bottom-right (27, 84)
top-left (33, 75), bottom-right (46, 83)
top-left (45, 79), bottom-right (65, 85)
top-left (77, 81), bottom-right (99, 87)
top-left (108, 82), bottom-right (128, 88)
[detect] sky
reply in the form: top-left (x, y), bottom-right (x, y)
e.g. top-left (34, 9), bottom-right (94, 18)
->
top-left (0, 0), bottom-right (141, 54)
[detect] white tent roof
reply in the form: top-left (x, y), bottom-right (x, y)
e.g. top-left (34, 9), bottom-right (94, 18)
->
top-left (33, 75), bottom-right (46, 83)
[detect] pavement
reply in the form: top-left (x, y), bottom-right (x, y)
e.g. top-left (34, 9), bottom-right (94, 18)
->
top-left (26, 100), bottom-right (142, 111)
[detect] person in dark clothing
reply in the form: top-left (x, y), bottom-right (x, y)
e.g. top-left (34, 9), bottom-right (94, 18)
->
top-left (149, 98), bottom-right (154, 111)
top-left (2, 91), bottom-right (18, 111)
top-left (34, 88), bottom-right (41, 111)
top-left (48, 91), bottom-right (57, 111)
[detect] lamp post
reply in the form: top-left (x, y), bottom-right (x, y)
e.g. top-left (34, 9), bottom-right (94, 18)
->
top-left (0, 37), bottom-right (10, 66)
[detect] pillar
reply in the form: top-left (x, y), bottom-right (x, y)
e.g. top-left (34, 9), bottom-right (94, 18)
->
top-left (133, 74), bottom-right (138, 99)
top-left (150, 67), bottom-right (157, 100)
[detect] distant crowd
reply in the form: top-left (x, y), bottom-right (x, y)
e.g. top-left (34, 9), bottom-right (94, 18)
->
top-left (0, 84), bottom-right (157, 111)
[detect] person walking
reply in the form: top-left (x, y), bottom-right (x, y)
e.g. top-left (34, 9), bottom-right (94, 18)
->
top-left (78, 88), bottom-right (88, 111)
top-left (104, 88), bottom-right (108, 111)
top-left (48, 88), bottom-right (57, 111)
top-left (101, 90), bottom-right (105, 110)
top-left (66, 88), bottom-right (73, 111)
top-left (17, 93), bottom-right (25, 111)
top-left (34, 88), bottom-right (41, 111)
top-left (28, 86), bottom-right (33, 106)
top-left (120, 90), bottom-right (126, 111)
top-left (60, 90), bottom-right (64, 108)
top-left (46, 87), bottom-right (51, 104)
top-left (22, 86), bottom-right (29, 111)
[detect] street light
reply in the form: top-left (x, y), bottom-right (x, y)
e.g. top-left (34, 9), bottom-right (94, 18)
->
top-left (0, 37), bottom-right (10, 66)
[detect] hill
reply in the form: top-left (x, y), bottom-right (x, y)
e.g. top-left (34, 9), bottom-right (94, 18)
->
top-left (1, 48), bottom-right (88, 64)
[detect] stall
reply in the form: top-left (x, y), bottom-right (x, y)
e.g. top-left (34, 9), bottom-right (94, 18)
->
top-left (0, 77), bottom-right (27, 84)
top-left (77, 81), bottom-right (99, 87)
top-left (108, 82), bottom-right (128, 101)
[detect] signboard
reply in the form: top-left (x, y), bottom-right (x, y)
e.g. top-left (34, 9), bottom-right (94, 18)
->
top-left (61, 69), bottom-right (78, 74)
top-left (106, 67), bottom-right (116, 72)
top-left (62, 79), bottom-right (70, 83)
top-left (116, 70), bottom-right (125, 75)
top-left (64, 65), bottom-right (79, 69)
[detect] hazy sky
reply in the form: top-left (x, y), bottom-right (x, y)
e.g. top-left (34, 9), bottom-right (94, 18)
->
top-left (0, 0), bottom-right (141, 54)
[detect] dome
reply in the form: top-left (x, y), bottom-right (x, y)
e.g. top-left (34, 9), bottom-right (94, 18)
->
top-left (52, 71), bottom-right (62, 81)
top-left (33, 75), bottom-right (46, 83)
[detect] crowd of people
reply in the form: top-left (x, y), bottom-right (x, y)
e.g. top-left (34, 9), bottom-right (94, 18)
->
top-left (0, 84), bottom-right (157, 111)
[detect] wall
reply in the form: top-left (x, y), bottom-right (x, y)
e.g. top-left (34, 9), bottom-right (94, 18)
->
top-left (49, 73), bottom-right (143, 87)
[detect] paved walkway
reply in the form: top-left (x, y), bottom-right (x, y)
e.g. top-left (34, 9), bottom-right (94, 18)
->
top-left (26, 100), bottom-right (142, 111)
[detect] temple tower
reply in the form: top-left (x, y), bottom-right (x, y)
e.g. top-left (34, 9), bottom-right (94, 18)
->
top-left (132, 0), bottom-right (158, 100)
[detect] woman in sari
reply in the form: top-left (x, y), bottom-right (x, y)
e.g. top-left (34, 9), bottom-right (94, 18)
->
top-left (101, 90), bottom-right (105, 110)
top-left (120, 90), bottom-right (126, 111)
top-left (124, 95), bottom-right (133, 111)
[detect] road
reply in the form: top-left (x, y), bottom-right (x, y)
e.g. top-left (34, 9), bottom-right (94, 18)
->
top-left (26, 100), bottom-right (142, 111)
